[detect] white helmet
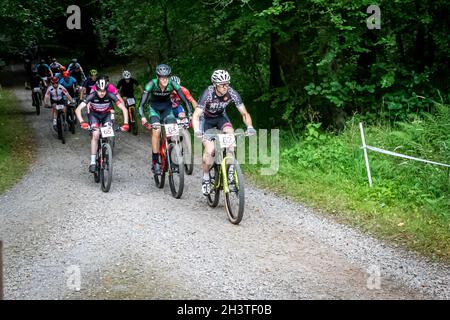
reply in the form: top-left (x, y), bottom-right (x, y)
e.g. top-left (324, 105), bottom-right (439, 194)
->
top-left (123, 70), bottom-right (131, 79)
top-left (211, 69), bottom-right (230, 84)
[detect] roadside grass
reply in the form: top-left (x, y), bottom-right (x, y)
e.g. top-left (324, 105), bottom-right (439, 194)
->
top-left (244, 109), bottom-right (450, 262)
top-left (0, 88), bottom-right (34, 194)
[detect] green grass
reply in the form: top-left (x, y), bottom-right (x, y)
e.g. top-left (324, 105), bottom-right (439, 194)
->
top-left (244, 110), bottom-right (450, 262)
top-left (0, 88), bottom-right (34, 194)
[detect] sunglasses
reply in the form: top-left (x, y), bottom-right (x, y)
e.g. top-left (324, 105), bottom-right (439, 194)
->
top-left (217, 83), bottom-right (230, 88)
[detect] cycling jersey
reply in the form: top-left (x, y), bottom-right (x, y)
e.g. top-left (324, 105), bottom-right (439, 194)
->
top-left (139, 79), bottom-right (191, 118)
top-left (45, 84), bottom-right (69, 102)
top-left (70, 70), bottom-right (85, 85)
top-left (83, 91), bottom-right (119, 114)
top-left (170, 86), bottom-right (195, 108)
top-left (50, 62), bottom-right (62, 73)
top-left (83, 77), bottom-right (97, 95)
top-left (197, 85), bottom-right (244, 117)
top-left (34, 64), bottom-right (51, 77)
top-left (59, 76), bottom-right (78, 96)
top-left (91, 83), bottom-right (119, 95)
top-left (117, 78), bottom-right (139, 97)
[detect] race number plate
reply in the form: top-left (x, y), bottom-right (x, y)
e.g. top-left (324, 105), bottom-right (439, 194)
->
top-left (101, 126), bottom-right (115, 138)
top-left (165, 123), bottom-right (179, 137)
top-left (33, 87), bottom-right (41, 93)
top-left (126, 97), bottom-right (136, 105)
top-left (218, 134), bottom-right (236, 148)
top-left (56, 104), bottom-right (65, 110)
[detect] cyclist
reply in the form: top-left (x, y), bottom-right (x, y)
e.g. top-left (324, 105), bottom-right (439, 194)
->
top-left (81, 69), bottom-right (98, 100)
top-left (49, 58), bottom-right (63, 75)
top-left (138, 64), bottom-right (192, 174)
top-left (54, 66), bottom-right (67, 80)
top-left (44, 77), bottom-right (73, 130)
top-left (30, 71), bottom-right (44, 107)
top-left (117, 70), bottom-right (143, 104)
top-left (75, 77), bottom-right (129, 173)
top-left (34, 59), bottom-right (53, 86)
top-left (192, 69), bottom-right (256, 195)
top-left (69, 59), bottom-right (86, 86)
top-left (59, 71), bottom-right (78, 101)
top-left (169, 75), bottom-right (198, 122)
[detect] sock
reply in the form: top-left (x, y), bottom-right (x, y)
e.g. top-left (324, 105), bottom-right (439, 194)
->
top-left (203, 172), bottom-right (210, 181)
top-left (152, 153), bottom-right (159, 163)
top-left (90, 155), bottom-right (96, 165)
top-left (53, 118), bottom-right (57, 125)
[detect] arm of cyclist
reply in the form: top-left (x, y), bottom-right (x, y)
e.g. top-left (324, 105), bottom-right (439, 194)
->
top-left (192, 107), bottom-right (204, 138)
top-left (115, 97), bottom-right (129, 131)
top-left (75, 100), bottom-right (89, 129)
top-left (174, 85), bottom-right (192, 116)
top-left (138, 81), bottom-right (155, 125)
top-left (237, 104), bottom-right (255, 135)
top-left (62, 87), bottom-right (74, 104)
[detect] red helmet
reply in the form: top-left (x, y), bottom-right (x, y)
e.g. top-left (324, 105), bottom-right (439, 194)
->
top-left (50, 77), bottom-right (59, 84)
top-left (62, 71), bottom-right (70, 78)
top-left (60, 66), bottom-right (67, 72)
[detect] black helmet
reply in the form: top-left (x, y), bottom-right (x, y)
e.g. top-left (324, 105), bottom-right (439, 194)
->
top-left (95, 77), bottom-right (108, 91)
top-left (156, 64), bottom-right (171, 77)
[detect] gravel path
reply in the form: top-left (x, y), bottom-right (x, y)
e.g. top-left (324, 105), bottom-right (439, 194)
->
top-left (0, 86), bottom-right (449, 300)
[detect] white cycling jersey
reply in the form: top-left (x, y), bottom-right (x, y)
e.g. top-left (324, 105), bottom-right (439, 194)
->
top-left (45, 84), bottom-right (69, 101)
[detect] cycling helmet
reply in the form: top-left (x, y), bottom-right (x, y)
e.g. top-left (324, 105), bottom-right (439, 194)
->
top-left (211, 69), bottom-right (230, 84)
top-left (40, 59), bottom-right (46, 64)
top-left (156, 64), bottom-right (171, 77)
top-left (50, 77), bottom-right (59, 84)
top-left (123, 70), bottom-right (131, 79)
top-left (170, 76), bottom-right (180, 85)
top-left (72, 58), bottom-right (78, 63)
top-left (60, 66), bottom-right (67, 72)
top-left (90, 69), bottom-right (97, 76)
top-left (95, 77), bottom-right (108, 91)
top-left (62, 71), bottom-right (70, 78)
top-left (52, 58), bottom-right (57, 62)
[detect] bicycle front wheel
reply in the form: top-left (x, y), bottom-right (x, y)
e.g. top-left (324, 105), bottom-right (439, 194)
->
top-left (130, 107), bottom-right (139, 135)
top-left (57, 112), bottom-right (65, 144)
top-left (181, 129), bottom-right (193, 175)
top-left (168, 144), bottom-right (185, 198)
top-left (224, 159), bottom-right (245, 225)
top-left (207, 163), bottom-right (220, 208)
top-left (100, 143), bottom-right (113, 192)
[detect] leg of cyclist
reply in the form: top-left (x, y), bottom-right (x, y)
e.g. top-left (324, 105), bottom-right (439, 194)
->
top-left (149, 107), bottom-right (162, 174)
top-left (88, 113), bottom-right (101, 173)
top-left (51, 100), bottom-right (58, 130)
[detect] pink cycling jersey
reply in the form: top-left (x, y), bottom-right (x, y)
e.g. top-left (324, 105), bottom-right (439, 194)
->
top-left (91, 83), bottom-right (119, 95)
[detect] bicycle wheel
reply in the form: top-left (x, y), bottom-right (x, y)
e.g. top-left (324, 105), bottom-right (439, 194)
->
top-left (57, 112), bottom-right (65, 144)
top-left (68, 108), bottom-right (75, 134)
top-left (130, 107), bottom-right (139, 136)
top-left (207, 163), bottom-right (220, 208)
top-left (181, 129), bottom-right (193, 175)
top-left (168, 144), bottom-right (185, 198)
top-left (224, 159), bottom-right (245, 225)
top-left (154, 153), bottom-right (166, 189)
top-left (33, 92), bottom-right (41, 116)
top-left (100, 143), bottom-right (113, 192)
top-left (94, 147), bottom-right (101, 183)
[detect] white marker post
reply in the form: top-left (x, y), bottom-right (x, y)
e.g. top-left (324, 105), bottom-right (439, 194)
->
top-left (359, 122), bottom-right (373, 187)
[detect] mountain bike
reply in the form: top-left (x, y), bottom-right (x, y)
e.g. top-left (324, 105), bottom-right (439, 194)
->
top-left (66, 100), bottom-right (77, 135)
top-left (31, 86), bottom-right (42, 116)
top-left (89, 124), bottom-right (119, 193)
top-left (144, 121), bottom-right (185, 199)
top-left (203, 132), bottom-right (248, 225)
top-left (55, 103), bottom-right (66, 144)
top-left (125, 97), bottom-right (139, 136)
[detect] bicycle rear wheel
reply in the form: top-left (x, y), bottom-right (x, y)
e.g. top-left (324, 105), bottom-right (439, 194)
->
top-left (100, 143), bottom-right (113, 192)
top-left (181, 129), bottom-right (193, 175)
top-left (224, 159), bottom-right (245, 225)
top-left (168, 144), bottom-right (185, 198)
top-left (207, 163), bottom-right (220, 208)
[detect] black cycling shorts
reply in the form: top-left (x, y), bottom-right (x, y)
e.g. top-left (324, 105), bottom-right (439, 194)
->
top-left (88, 112), bottom-right (112, 128)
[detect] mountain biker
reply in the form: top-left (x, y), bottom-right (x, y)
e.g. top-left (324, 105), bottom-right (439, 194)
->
top-left (192, 69), bottom-right (256, 195)
top-left (59, 71), bottom-right (78, 101)
top-left (49, 58), bottom-right (63, 75)
top-left (117, 70), bottom-right (143, 104)
top-left (30, 71), bottom-right (44, 107)
top-left (138, 64), bottom-right (193, 174)
top-left (34, 59), bottom-right (53, 86)
top-left (69, 59), bottom-right (86, 86)
top-left (54, 65), bottom-right (67, 80)
top-left (75, 77), bottom-right (129, 173)
top-left (169, 75), bottom-right (198, 122)
top-left (81, 69), bottom-right (98, 100)
top-left (44, 77), bottom-right (73, 131)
